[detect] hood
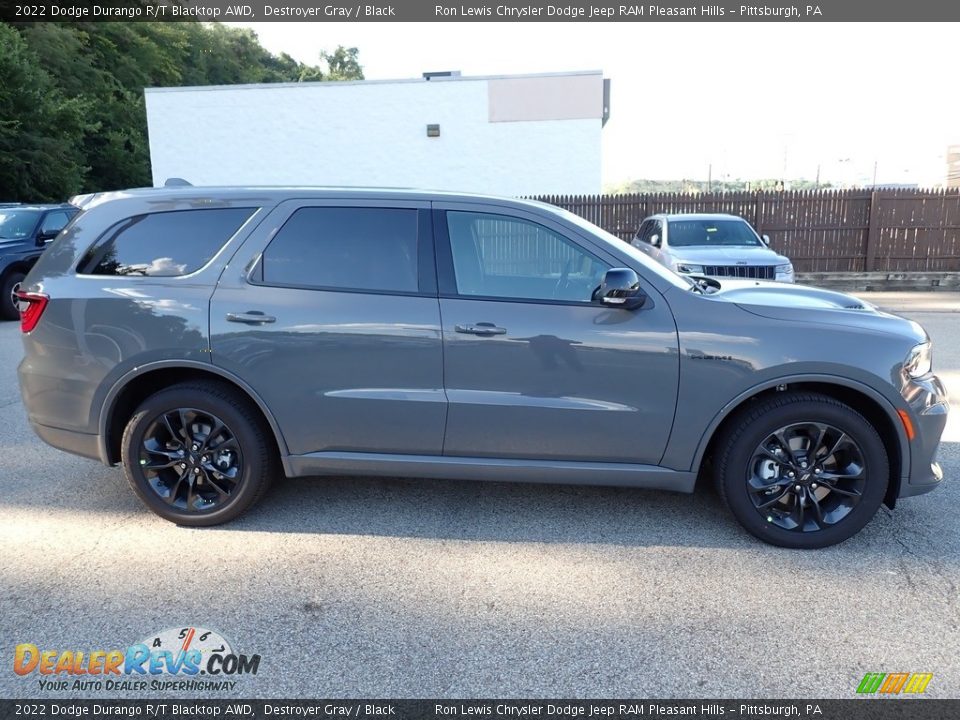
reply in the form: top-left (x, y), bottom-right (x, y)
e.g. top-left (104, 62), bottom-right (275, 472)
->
top-left (712, 279), bottom-right (872, 310)
top-left (667, 245), bottom-right (787, 266)
top-left (704, 279), bottom-right (927, 341)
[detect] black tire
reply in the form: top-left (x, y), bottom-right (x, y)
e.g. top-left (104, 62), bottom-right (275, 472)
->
top-left (121, 381), bottom-right (277, 526)
top-left (714, 392), bottom-right (888, 549)
top-left (1, 271), bottom-right (26, 321)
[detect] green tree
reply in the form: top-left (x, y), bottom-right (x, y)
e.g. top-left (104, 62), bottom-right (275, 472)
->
top-left (320, 46), bottom-right (364, 81)
top-left (0, 24), bottom-right (90, 201)
top-left (3, 22), bottom-right (364, 201)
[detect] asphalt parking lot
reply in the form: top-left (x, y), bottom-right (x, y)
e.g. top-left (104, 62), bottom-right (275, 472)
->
top-left (1, 293), bottom-right (958, 700)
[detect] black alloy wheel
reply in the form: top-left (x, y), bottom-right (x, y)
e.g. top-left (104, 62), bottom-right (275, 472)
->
top-left (139, 408), bottom-right (243, 512)
top-left (715, 392), bottom-right (888, 549)
top-left (121, 382), bottom-right (275, 525)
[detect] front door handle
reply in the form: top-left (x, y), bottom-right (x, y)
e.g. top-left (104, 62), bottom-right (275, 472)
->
top-left (455, 322), bottom-right (507, 336)
top-left (226, 311), bottom-right (276, 325)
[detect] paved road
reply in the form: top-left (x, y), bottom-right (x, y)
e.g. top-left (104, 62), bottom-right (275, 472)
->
top-left (1, 297), bottom-right (958, 700)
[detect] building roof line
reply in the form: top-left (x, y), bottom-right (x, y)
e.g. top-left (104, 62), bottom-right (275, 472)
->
top-left (144, 69), bottom-right (604, 94)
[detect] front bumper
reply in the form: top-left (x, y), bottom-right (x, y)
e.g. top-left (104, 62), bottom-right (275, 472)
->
top-left (898, 373), bottom-right (949, 498)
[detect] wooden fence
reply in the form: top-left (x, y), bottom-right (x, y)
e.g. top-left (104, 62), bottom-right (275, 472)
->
top-left (531, 189), bottom-right (960, 273)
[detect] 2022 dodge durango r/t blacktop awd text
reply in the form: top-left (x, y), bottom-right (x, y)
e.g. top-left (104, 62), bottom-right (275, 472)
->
top-left (16, 187), bottom-right (947, 548)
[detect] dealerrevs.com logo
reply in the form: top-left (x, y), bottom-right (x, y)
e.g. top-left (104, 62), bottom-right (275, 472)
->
top-left (14, 627), bottom-right (261, 693)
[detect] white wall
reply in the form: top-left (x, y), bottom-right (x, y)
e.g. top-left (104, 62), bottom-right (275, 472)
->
top-left (144, 74), bottom-right (603, 196)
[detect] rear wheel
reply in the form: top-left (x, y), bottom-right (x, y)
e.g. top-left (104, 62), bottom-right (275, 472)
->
top-left (715, 392), bottom-right (888, 548)
top-left (1, 271), bottom-right (26, 321)
top-left (121, 382), bottom-right (276, 526)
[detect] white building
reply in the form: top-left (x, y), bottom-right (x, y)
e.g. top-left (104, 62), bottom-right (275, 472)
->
top-left (144, 70), bottom-right (609, 196)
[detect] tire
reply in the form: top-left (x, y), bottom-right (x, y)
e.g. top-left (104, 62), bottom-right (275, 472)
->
top-left (714, 392), bottom-right (888, 549)
top-left (121, 381), bottom-right (276, 526)
top-left (1, 271), bottom-right (26, 321)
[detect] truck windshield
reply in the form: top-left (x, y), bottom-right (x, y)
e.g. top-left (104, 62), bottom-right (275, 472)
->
top-left (668, 219), bottom-right (762, 247)
top-left (0, 210), bottom-right (40, 239)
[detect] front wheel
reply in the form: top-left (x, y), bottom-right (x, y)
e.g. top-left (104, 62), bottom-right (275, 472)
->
top-left (715, 392), bottom-right (888, 549)
top-left (121, 382), bottom-right (276, 526)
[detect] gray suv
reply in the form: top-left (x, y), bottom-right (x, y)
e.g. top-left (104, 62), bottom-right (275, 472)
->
top-left (16, 187), bottom-right (948, 548)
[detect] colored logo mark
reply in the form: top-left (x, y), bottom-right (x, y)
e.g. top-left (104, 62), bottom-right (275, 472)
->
top-left (856, 672), bottom-right (933, 694)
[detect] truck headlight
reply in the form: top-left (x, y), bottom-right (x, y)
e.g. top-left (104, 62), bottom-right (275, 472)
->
top-left (675, 264), bottom-right (704, 274)
top-left (904, 342), bottom-right (932, 378)
top-left (775, 263), bottom-right (794, 276)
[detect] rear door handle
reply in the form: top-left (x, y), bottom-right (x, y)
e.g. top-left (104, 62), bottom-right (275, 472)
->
top-left (455, 322), bottom-right (507, 336)
top-left (226, 311), bottom-right (276, 325)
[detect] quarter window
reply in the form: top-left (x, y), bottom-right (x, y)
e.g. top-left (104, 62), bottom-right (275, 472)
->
top-left (79, 208), bottom-right (254, 277)
top-left (446, 211), bottom-right (609, 303)
top-left (261, 207), bottom-right (419, 293)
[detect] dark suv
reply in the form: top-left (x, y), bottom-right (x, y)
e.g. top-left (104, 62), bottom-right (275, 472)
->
top-left (16, 187), bottom-right (948, 548)
top-left (0, 204), bottom-right (79, 319)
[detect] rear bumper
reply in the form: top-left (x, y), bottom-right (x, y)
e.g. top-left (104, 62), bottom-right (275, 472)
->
top-left (29, 421), bottom-right (102, 463)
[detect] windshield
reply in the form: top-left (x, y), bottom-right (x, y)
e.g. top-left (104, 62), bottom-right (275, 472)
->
top-left (668, 218), bottom-right (762, 247)
top-left (0, 210), bottom-right (40, 239)
top-left (542, 204), bottom-right (692, 290)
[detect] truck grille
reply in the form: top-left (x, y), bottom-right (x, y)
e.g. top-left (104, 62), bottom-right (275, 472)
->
top-left (702, 265), bottom-right (776, 280)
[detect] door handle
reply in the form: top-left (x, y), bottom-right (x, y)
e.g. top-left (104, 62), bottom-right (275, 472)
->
top-left (226, 311), bottom-right (276, 325)
top-left (455, 322), bottom-right (507, 336)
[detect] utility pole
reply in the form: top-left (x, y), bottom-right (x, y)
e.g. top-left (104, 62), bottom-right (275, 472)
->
top-left (872, 160), bottom-right (878, 188)
top-left (707, 163), bottom-right (712, 192)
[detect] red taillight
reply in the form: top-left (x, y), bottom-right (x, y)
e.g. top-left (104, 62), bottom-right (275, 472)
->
top-left (15, 290), bottom-right (49, 333)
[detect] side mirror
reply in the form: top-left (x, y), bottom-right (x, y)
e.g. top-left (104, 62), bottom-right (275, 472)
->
top-left (37, 231), bottom-right (58, 244)
top-left (649, 234), bottom-right (661, 248)
top-left (761, 234), bottom-right (771, 246)
top-left (596, 268), bottom-right (647, 310)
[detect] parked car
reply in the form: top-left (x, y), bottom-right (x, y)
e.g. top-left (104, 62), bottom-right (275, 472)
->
top-left (632, 213), bottom-right (795, 283)
top-left (1, 203), bottom-right (79, 319)
top-left (16, 187), bottom-right (947, 548)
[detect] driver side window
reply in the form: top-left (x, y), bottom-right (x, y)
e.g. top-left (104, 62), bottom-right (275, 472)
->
top-left (446, 211), bottom-right (609, 303)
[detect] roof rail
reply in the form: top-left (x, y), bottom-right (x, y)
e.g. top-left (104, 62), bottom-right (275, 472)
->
top-left (164, 178), bottom-right (192, 187)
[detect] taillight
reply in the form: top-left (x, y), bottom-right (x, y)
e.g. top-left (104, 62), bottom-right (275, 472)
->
top-left (15, 290), bottom-right (49, 333)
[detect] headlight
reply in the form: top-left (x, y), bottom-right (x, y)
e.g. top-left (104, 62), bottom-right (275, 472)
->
top-left (904, 342), bottom-right (932, 378)
top-left (675, 264), bottom-right (704, 274)
top-left (775, 263), bottom-right (793, 274)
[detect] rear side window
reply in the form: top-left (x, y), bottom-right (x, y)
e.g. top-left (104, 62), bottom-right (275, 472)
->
top-left (261, 207), bottom-right (418, 293)
top-left (78, 208), bottom-right (254, 277)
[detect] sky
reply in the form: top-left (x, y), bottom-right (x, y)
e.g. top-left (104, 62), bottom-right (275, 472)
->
top-left (232, 22), bottom-right (958, 188)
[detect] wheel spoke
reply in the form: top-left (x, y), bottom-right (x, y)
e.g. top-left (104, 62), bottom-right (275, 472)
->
top-left (810, 423), bottom-right (829, 459)
top-left (748, 474), bottom-right (790, 492)
top-left (163, 471), bottom-right (188, 505)
top-left (144, 459), bottom-right (179, 471)
top-left (161, 413), bottom-right (182, 443)
top-left (203, 473), bottom-right (230, 496)
top-left (808, 491), bottom-right (825, 528)
top-left (208, 436), bottom-right (239, 453)
top-left (820, 481), bottom-right (862, 498)
top-left (794, 491), bottom-right (805, 530)
top-left (757, 488), bottom-right (791, 509)
top-left (821, 432), bottom-right (850, 461)
top-left (772, 430), bottom-right (798, 464)
top-left (201, 419), bottom-right (225, 450)
top-left (820, 466), bottom-right (865, 481)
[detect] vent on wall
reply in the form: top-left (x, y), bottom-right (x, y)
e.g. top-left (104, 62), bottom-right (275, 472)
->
top-left (423, 71), bottom-right (461, 80)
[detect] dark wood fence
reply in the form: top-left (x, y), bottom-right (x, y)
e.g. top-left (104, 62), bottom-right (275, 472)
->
top-left (531, 189), bottom-right (960, 272)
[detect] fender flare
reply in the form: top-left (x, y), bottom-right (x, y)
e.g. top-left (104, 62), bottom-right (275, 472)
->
top-left (97, 359), bottom-right (290, 465)
top-left (689, 372), bottom-right (910, 480)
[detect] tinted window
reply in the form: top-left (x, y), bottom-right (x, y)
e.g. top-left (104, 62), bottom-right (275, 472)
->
top-left (79, 208), bottom-right (254, 277)
top-left (667, 218), bottom-right (762, 247)
top-left (0, 210), bottom-right (40, 239)
top-left (40, 211), bottom-right (71, 235)
top-left (262, 207), bottom-right (419, 293)
top-left (446, 211), bottom-right (609, 303)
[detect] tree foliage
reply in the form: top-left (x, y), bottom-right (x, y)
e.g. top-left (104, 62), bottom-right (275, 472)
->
top-left (0, 22), bottom-right (364, 202)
